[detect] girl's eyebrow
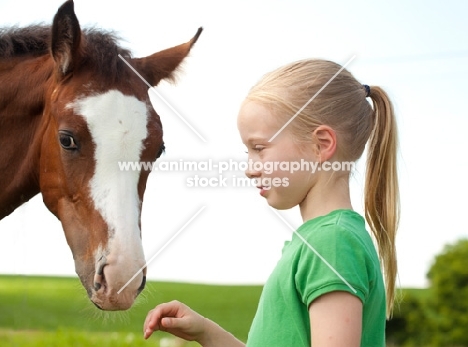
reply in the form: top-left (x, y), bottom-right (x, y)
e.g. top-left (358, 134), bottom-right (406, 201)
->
top-left (245, 136), bottom-right (268, 144)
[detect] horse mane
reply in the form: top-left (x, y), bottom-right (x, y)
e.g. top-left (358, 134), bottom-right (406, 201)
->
top-left (0, 25), bottom-right (133, 78)
top-left (0, 25), bottom-right (50, 57)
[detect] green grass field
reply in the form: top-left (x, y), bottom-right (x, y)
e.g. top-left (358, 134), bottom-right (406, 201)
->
top-left (0, 275), bottom-right (263, 346)
top-left (0, 275), bottom-right (430, 346)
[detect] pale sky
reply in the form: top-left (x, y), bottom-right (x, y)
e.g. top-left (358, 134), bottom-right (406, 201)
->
top-left (0, 0), bottom-right (467, 289)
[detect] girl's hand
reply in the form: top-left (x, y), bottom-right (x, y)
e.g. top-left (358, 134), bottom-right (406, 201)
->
top-left (143, 300), bottom-right (245, 347)
top-left (143, 300), bottom-right (206, 341)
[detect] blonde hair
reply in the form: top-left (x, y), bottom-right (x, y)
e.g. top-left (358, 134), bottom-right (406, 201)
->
top-left (246, 59), bottom-right (399, 317)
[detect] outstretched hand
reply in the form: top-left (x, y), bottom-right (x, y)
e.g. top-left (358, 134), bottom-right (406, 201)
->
top-left (143, 300), bottom-right (207, 341)
top-left (144, 300), bottom-right (245, 347)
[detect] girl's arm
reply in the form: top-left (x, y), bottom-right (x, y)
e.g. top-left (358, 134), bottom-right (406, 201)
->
top-left (309, 291), bottom-right (362, 347)
top-left (143, 300), bottom-right (245, 347)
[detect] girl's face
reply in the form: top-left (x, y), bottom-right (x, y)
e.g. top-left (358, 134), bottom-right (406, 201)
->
top-left (237, 100), bottom-right (317, 210)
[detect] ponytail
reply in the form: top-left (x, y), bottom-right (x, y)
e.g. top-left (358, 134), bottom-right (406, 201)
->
top-left (364, 86), bottom-right (400, 318)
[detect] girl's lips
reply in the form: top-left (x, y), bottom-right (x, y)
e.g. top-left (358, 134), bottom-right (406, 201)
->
top-left (258, 186), bottom-right (269, 196)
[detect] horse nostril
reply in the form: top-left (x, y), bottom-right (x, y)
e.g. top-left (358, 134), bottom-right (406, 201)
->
top-left (93, 260), bottom-right (107, 292)
top-left (93, 272), bottom-right (104, 291)
top-left (137, 276), bottom-right (146, 294)
top-left (94, 272), bottom-right (103, 291)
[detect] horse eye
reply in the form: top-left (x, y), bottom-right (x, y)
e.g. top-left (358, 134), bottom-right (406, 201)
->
top-left (157, 143), bottom-right (166, 158)
top-left (59, 134), bottom-right (78, 150)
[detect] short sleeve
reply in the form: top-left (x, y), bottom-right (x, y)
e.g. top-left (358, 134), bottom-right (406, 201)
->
top-left (294, 224), bottom-right (371, 307)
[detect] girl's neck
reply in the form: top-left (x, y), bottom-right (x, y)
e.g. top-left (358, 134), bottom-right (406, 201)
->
top-left (299, 174), bottom-right (353, 223)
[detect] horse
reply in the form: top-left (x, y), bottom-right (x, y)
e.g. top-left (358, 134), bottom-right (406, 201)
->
top-left (0, 0), bottom-right (202, 310)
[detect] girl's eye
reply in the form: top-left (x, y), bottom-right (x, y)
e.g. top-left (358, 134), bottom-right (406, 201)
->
top-left (243, 145), bottom-right (265, 154)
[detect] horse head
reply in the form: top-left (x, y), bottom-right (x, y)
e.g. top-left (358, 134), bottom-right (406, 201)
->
top-left (37, 0), bottom-right (201, 310)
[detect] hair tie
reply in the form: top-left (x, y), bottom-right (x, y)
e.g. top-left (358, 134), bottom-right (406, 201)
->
top-left (363, 84), bottom-right (370, 98)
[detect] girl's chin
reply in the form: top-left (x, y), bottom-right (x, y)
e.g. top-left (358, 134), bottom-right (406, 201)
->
top-left (264, 195), bottom-right (296, 211)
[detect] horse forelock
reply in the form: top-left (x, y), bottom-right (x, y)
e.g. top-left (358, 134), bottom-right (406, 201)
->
top-left (79, 28), bottom-right (133, 80)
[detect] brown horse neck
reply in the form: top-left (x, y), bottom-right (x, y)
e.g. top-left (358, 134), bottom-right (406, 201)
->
top-left (0, 55), bottom-right (54, 219)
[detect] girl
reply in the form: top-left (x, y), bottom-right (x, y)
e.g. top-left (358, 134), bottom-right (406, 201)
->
top-left (143, 59), bottom-right (399, 346)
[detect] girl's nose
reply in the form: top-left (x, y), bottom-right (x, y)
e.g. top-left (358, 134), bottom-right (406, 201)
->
top-left (245, 163), bottom-right (261, 179)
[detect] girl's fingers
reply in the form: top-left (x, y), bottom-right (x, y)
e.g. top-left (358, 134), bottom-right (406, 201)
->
top-left (161, 316), bottom-right (186, 329)
top-left (144, 328), bottom-right (153, 340)
top-left (143, 309), bottom-right (164, 338)
top-left (143, 301), bottom-right (186, 338)
top-left (143, 309), bottom-right (155, 330)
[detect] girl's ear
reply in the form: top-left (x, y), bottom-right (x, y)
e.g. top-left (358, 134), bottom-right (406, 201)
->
top-left (312, 125), bottom-right (337, 161)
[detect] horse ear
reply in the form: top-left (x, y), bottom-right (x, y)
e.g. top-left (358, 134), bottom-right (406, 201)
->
top-left (51, 0), bottom-right (81, 76)
top-left (131, 27), bottom-right (203, 86)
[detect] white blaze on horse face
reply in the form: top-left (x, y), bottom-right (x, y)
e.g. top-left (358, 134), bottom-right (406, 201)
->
top-left (69, 90), bottom-right (148, 282)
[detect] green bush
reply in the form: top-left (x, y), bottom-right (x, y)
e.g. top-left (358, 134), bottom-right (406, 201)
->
top-left (426, 238), bottom-right (468, 346)
top-left (386, 238), bottom-right (468, 347)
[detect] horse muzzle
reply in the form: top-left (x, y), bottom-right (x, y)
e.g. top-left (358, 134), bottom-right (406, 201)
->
top-left (89, 261), bottom-right (147, 311)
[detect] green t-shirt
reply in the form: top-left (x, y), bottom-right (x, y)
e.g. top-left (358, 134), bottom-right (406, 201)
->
top-left (246, 209), bottom-right (386, 347)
